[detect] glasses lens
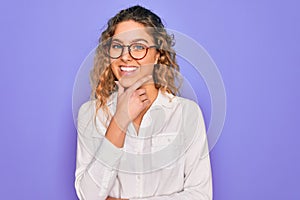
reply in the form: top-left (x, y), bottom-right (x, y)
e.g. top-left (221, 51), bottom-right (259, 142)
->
top-left (109, 43), bottom-right (123, 58)
top-left (130, 43), bottom-right (147, 59)
top-left (107, 43), bottom-right (149, 59)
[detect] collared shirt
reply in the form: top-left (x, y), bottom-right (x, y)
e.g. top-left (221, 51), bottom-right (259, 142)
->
top-left (75, 90), bottom-right (212, 200)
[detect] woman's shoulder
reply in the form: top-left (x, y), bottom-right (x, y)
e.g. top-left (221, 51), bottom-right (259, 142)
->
top-left (174, 95), bottom-right (204, 121)
top-left (158, 90), bottom-right (202, 115)
top-left (77, 99), bottom-right (98, 120)
top-left (176, 96), bottom-right (202, 111)
top-left (79, 99), bottom-right (97, 111)
top-left (77, 96), bottom-right (115, 127)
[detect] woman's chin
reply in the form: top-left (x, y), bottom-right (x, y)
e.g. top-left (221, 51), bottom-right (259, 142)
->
top-left (119, 78), bottom-right (135, 89)
top-left (118, 73), bottom-right (153, 89)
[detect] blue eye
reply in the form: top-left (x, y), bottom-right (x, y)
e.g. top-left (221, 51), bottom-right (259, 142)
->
top-left (111, 44), bottom-right (123, 49)
top-left (132, 44), bottom-right (146, 51)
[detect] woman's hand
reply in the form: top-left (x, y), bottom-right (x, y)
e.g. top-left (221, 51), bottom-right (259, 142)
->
top-left (114, 75), bottom-right (152, 132)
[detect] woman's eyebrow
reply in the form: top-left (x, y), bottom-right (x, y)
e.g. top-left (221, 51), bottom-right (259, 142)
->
top-left (111, 38), bottom-right (149, 44)
top-left (111, 38), bottom-right (123, 43)
top-left (131, 38), bottom-right (149, 44)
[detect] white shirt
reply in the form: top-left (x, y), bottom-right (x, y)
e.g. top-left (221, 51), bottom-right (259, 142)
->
top-left (75, 90), bottom-right (212, 200)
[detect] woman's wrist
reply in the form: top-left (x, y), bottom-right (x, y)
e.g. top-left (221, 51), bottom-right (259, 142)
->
top-left (105, 116), bottom-right (128, 148)
top-left (113, 112), bottom-right (130, 132)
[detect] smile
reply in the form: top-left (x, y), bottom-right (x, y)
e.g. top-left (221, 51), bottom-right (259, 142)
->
top-left (120, 66), bottom-right (139, 74)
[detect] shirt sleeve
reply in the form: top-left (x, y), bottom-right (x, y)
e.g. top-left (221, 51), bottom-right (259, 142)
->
top-left (74, 101), bottom-right (124, 200)
top-left (131, 102), bottom-right (213, 200)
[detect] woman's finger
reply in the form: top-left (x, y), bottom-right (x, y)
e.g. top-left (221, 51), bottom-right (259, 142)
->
top-left (136, 88), bottom-right (146, 96)
top-left (139, 94), bottom-right (148, 102)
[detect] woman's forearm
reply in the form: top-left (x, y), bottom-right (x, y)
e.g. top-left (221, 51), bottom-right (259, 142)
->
top-left (105, 116), bottom-right (128, 148)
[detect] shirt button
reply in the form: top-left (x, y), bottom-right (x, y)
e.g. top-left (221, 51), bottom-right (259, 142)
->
top-left (136, 175), bottom-right (140, 180)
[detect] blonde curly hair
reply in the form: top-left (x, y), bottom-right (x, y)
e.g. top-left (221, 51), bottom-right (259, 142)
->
top-left (90, 5), bottom-right (181, 125)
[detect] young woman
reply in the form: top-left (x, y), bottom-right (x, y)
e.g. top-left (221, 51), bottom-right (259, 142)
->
top-left (75, 5), bottom-right (212, 200)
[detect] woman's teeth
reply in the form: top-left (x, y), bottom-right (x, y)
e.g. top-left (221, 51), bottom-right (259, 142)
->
top-left (120, 66), bottom-right (138, 72)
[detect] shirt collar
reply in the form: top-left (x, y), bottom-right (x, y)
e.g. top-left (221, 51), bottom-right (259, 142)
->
top-left (150, 89), bottom-right (177, 110)
top-left (106, 89), bottom-right (177, 110)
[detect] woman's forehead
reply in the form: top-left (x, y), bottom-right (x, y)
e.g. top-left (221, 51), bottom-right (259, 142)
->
top-left (112, 29), bottom-right (153, 43)
top-left (113, 21), bottom-right (154, 43)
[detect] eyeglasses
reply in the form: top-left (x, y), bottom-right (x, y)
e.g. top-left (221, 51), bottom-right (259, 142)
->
top-left (106, 42), bottom-right (157, 60)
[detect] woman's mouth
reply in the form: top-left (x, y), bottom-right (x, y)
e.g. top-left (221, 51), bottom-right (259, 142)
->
top-left (120, 65), bottom-right (139, 76)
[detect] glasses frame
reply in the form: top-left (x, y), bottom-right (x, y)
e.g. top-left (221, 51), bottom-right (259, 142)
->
top-left (106, 42), bottom-right (157, 60)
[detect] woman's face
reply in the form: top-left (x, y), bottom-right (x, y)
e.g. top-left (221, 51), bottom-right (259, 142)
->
top-left (109, 20), bottom-right (159, 88)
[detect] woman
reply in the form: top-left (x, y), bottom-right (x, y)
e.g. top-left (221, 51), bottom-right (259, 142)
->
top-left (75, 5), bottom-right (212, 200)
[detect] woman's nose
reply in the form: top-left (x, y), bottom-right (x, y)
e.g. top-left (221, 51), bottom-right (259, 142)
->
top-left (121, 46), bottom-right (132, 61)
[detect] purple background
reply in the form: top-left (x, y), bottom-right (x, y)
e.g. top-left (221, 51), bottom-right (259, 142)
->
top-left (1, 0), bottom-right (299, 199)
